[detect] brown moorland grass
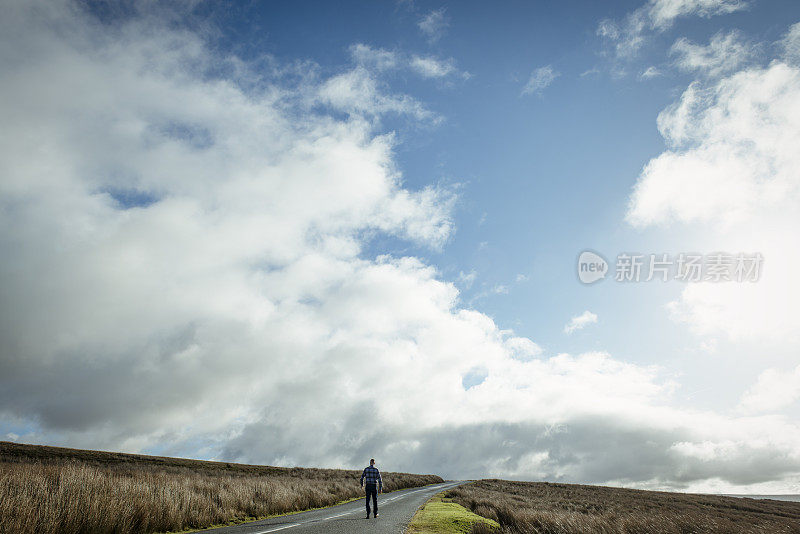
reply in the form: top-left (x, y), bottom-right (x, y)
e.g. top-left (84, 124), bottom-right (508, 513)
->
top-left (447, 479), bottom-right (800, 534)
top-left (0, 441), bottom-right (442, 534)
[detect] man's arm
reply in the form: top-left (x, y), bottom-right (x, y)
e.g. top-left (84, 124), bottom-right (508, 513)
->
top-left (377, 469), bottom-right (383, 492)
top-left (360, 468), bottom-right (365, 487)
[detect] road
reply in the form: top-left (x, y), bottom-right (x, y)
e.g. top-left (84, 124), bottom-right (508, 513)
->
top-left (199, 481), bottom-right (464, 534)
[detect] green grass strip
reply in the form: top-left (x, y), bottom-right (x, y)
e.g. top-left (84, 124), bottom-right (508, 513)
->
top-left (406, 493), bottom-right (499, 534)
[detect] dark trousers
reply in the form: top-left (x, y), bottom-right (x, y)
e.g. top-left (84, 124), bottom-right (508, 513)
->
top-left (365, 483), bottom-right (378, 515)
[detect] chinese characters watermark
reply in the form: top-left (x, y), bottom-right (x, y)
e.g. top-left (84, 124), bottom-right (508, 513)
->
top-left (577, 251), bottom-right (763, 284)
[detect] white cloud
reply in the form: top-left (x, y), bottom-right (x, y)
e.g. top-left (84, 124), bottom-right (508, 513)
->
top-left (349, 43), bottom-right (400, 71)
top-left (410, 55), bottom-right (456, 78)
top-left (699, 338), bottom-right (718, 353)
top-left (318, 66), bottom-right (438, 122)
top-left (628, 24), bottom-right (800, 351)
top-left (564, 311), bottom-right (599, 334)
top-left (627, 63), bottom-right (800, 228)
top-left (598, 0), bottom-right (749, 59)
top-left (418, 8), bottom-right (448, 43)
top-left (457, 270), bottom-right (477, 289)
top-left (521, 65), bottom-right (559, 96)
top-left (739, 366), bottom-right (800, 414)
top-left (349, 44), bottom-right (468, 81)
top-left (504, 336), bottom-right (542, 361)
top-left (493, 284), bottom-right (509, 294)
top-left (466, 280), bottom-right (513, 305)
top-left (648, 0), bottom-right (747, 29)
top-left (0, 0), bottom-right (455, 447)
top-left (671, 30), bottom-right (758, 77)
top-left (640, 66), bottom-right (663, 79)
top-left (781, 22), bottom-right (800, 65)
top-left (597, 15), bottom-right (646, 59)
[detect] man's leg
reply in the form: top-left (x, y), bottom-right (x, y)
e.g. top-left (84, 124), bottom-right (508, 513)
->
top-left (365, 485), bottom-right (374, 517)
top-left (372, 488), bottom-right (378, 516)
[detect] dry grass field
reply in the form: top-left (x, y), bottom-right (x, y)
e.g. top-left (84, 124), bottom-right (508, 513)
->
top-left (448, 479), bottom-right (800, 534)
top-left (0, 441), bottom-right (442, 534)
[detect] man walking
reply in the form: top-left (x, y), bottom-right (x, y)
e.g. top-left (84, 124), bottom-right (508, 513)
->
top-left (360, 458), bottom-right (382, 518)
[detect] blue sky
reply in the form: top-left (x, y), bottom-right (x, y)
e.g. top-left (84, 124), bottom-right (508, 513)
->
top-left (2, 0), bottom-right (800, 493)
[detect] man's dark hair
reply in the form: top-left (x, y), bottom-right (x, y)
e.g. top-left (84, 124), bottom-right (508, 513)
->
top-left (370, 458), bottom-right (375, 463)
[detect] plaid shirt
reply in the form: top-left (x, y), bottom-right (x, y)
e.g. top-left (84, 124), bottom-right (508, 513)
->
top-left (360, 465), bottom-right (382, 490)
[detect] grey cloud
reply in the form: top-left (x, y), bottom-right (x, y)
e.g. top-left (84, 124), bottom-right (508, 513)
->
top-left (222, 417), bottom-right (800, 489)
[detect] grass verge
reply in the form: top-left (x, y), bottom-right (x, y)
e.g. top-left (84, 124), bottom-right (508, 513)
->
top-left (406, 491), bottom-right (499, 534)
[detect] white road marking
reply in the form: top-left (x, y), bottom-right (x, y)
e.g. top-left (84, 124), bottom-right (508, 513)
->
top-left (255, 523), bottom-right (302, 533)
top-left (323, 512), bottom-right (350, 520)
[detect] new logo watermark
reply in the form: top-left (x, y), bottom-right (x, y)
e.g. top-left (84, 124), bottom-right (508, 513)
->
top-left (577, 250), bottom-right (608, 284)
top-left (577, 251), bottom-right (763, 284)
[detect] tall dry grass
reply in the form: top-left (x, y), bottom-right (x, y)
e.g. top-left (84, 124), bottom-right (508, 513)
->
top-left (447, 479), bottom-right (800, 534)
top-left (0, 441), bottom-right (442, 534)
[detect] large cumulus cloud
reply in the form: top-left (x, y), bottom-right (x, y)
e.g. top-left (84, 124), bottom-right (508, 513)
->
top-left (627, 27), bottom-right (800, 349)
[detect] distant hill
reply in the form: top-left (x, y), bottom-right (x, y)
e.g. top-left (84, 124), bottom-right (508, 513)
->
top-left (2, 440), bottom-right (350, 478)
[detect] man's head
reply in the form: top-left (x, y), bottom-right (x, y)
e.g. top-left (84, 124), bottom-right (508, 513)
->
top-left (370, 458), bottom-right (375, 466)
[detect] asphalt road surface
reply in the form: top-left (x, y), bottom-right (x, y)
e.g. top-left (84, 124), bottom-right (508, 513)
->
top-left (200, 481), bottom-right (464, 534)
